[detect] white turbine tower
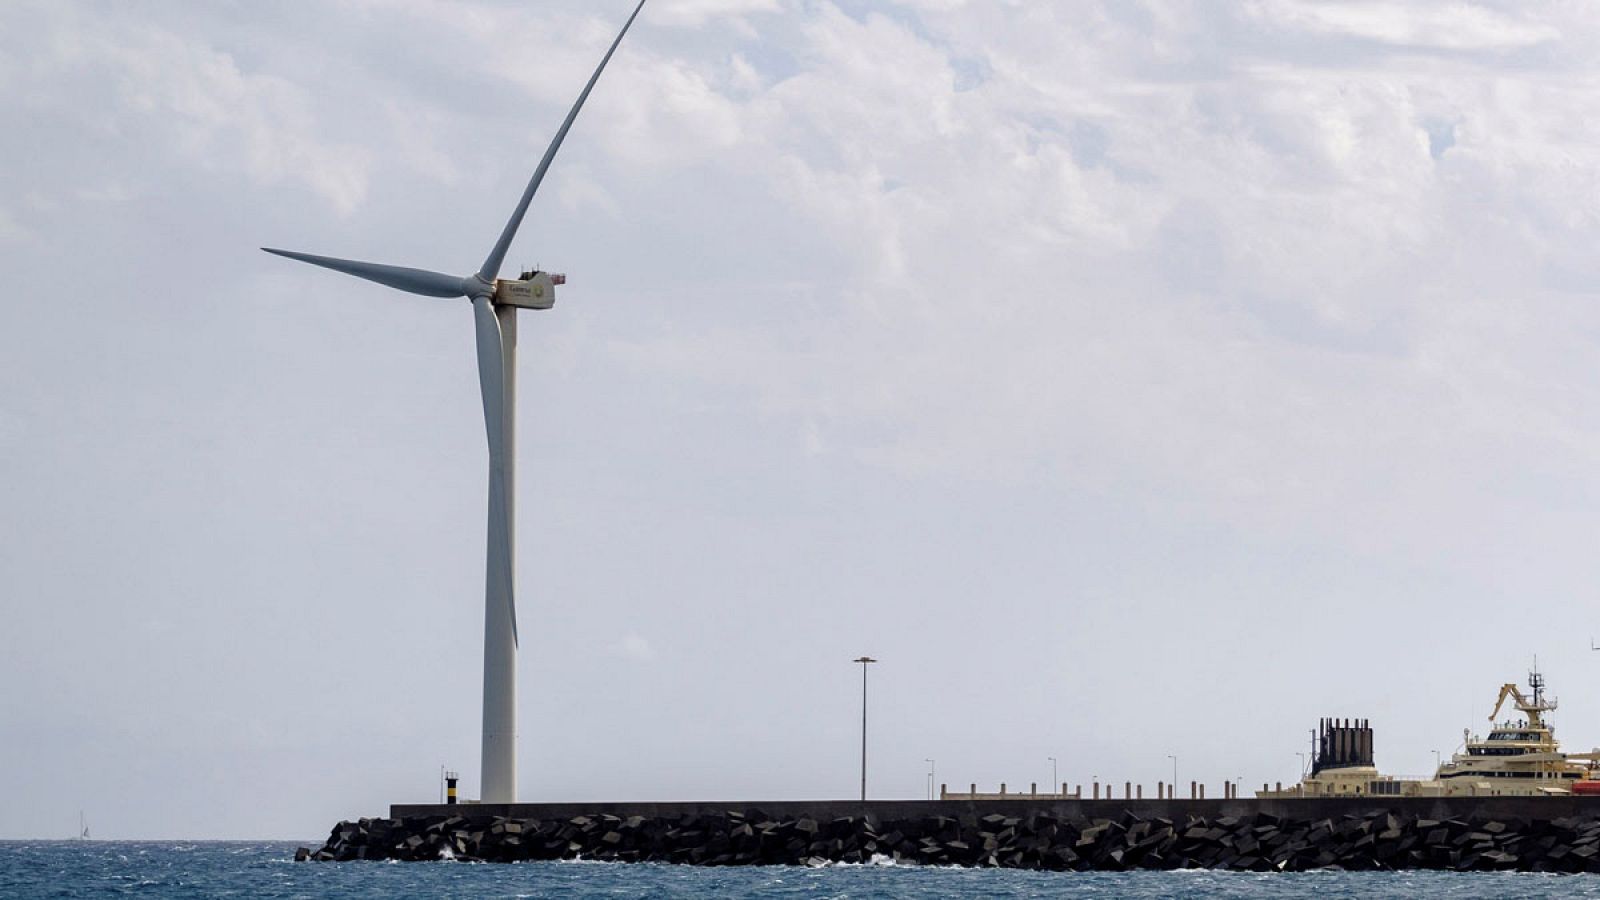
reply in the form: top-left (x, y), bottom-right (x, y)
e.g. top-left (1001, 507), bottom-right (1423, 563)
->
top-left (264, 0), bottom-right (647, 804)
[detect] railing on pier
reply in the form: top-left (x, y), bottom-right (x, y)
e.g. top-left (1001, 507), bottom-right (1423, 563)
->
top-left (939, 779), bottom-right (1249, 801)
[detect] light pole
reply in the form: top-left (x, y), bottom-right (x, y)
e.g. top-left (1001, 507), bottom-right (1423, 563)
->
top-left (1433, 749), bottom-right (1441, 772)
top-left (853, 656), bottom-right (877, 802)
top-left (1167, 754), bottom-right (1177, 792)
top-left (1049, 757), bottom-right (1058, 795)
top-left (926, 758), bottom-right (936, 800)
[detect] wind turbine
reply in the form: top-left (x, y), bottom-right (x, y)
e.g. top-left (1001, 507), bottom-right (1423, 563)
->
top-left (264, 0), bottom-right (647, 804)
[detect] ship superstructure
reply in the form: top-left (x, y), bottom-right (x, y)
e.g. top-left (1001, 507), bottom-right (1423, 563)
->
top-left (1431, 668), bottom-right (1593, 794)
top-left (1261, 667), bottom-right (1599, 798)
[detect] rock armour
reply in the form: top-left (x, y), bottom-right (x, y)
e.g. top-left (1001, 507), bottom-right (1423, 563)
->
top-left (300, 809), bottom-right (1600, 872)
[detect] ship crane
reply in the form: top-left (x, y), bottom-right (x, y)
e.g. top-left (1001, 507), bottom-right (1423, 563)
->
top-left (1489, 667), bottom-right (1556, 728)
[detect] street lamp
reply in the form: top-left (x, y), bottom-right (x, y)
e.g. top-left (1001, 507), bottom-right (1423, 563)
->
top-left (853, 656), bottom-right (877, 802)
top-left (1049, 757), bottom-right (1058, 795)
top-left (1167, 754), bottom-right (1177, 792)
top-left (1433, 749), bottom-right (1441, 772)
top-left (926, 758), bottom-right (936, 800)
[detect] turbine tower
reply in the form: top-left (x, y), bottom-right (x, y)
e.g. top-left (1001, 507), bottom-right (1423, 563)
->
top-left (264, 0), bottom-right (647, 804)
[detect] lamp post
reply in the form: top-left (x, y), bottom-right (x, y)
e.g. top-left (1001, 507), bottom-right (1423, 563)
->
top-left (853, 656), bottom-right (877, 802)
top-left (1433, 749), bottom-right (1441, 772)
top-left (1049, 756), bottom-right (1058, 796)
top-left (926, 758), bottom-right (936, 801)
top-left (1167, 754), bottom-right (1177, 791)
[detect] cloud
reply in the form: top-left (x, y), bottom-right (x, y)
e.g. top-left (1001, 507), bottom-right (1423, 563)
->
top-left (8, 4), bottom-right (371, 215)
top-left (611, 633), bottom-right (657, 662)
top-left (652, 0), bottom-right (780, 29)
top-left (108, 30), bottom-right (371, 214)
top-left (0, 207), bottom-right (26, 242)
top-left (590, 0), bottom-right (1600, 558)
top-left (1257, 1), bottom-right (1562, 52)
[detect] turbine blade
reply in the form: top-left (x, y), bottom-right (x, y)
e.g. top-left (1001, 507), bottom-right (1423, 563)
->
top-left (473, 296), bottom-right (506, 452)
top-left (473, 297), bottom-right (519, 646)
top-left (263, 248), bottom-right (468, 298)
top-left (477, 0), bottom-right (647, 281)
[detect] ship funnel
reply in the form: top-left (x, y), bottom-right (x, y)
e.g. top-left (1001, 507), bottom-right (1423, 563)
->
top-left (1312, 716), bottom-right (1375, 774)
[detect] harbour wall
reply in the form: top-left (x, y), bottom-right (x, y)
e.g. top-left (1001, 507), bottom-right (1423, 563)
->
top-left (302, 796), bottom-right (1600, 870)
top-left (391, 796), bottom-right (1600, 823)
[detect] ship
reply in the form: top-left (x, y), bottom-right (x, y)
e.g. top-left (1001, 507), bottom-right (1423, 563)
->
top-left (1261, 667), bottom-right (1600, 798)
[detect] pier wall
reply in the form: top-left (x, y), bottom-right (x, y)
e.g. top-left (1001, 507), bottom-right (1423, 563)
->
top-left (303, 796), bottom-right (1600, 869)
top-left (391, 796), bottom-right (1600, 823)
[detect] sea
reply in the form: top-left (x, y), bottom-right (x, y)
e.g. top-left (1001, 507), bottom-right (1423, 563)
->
top-left (8, 841), bottom-right (1600, 898)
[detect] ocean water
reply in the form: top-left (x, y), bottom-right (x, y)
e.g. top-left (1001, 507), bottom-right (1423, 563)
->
top-left (8, 842), bottom-right (1600, 898)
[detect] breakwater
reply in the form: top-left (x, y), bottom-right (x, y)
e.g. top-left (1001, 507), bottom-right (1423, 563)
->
top-left (305, 798), bottom-right (1600, 871)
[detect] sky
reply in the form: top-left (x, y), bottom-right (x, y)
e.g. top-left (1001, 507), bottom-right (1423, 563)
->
top-left (5, 0), bottom-right (1600, 839)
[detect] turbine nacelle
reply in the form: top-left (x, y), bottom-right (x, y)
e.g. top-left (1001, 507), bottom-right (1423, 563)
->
top-left (493, 271), bottom-right (563, 310)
